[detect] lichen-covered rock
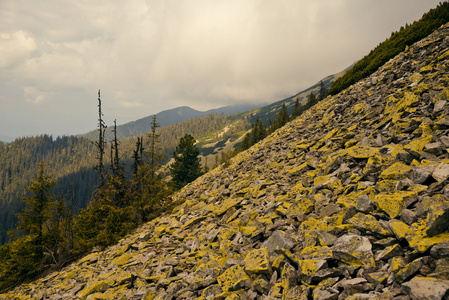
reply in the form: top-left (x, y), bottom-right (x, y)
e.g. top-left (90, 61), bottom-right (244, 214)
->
top-left (332, 234), bottom-right (375, 267)
top-left (401, 276), bottom-right (449, 300)
top-left (244, 248), bottom-right (270, 274)
top-left (262, 230), bottom-right (296, 254)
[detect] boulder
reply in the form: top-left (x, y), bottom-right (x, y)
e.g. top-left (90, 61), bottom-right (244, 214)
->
top-left (332, 234), bottom-right (375, 267)
top-left (402, 276), bottom-right (449, 300)
top-left (262, 230), bottom-right (296, 254)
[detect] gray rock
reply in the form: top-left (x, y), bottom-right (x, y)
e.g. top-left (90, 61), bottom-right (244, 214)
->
top-left (316, 230), bottom-right (338, 246)
top-left (411, 165), bottom-right (436, 184)
top-left (400, 208), bottom-right (417, 225)
top-left (402, 276), bottom-right (449, 300)
top-left (434, 100), bottom-right (447, 113)
top-left (433, 162), bottom-right (449, 182)
top-left (440, 136), bottom-right (449, 147)
top-left (425, 142), bottom-right (444, 156)
top-left (426, 200), bottom-right (449, 237)
top-left (312, 288), bottom-right (339, 300)
top-left (357, 195), bottom-right (375, 213)
top-left (262, 230), bottom-right (296, 254)
top-left (332, 234), bottom-right (375, 267)
top-left (430, 241), bottom-right (449, 258)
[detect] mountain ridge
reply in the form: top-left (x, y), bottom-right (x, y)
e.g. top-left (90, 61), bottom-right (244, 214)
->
top-left (82, 103), bottom-right (264, 141)
top-left (3, 20), bottom-right (449, 300)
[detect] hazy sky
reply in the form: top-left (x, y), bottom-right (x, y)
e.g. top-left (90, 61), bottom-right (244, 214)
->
top-left (0, 0), bottom-right (443, 139)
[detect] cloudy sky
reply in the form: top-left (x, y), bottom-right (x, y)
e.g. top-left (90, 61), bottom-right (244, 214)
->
top-left (0, 0), bottom-right (443, 139)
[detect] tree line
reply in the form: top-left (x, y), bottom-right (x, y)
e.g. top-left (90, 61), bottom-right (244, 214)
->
top-left (0, 91), bottom-right (204, 291)
top-left (240, 81), bottom-right (327, 151)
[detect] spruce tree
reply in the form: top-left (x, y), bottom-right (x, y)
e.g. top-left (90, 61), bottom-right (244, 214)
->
top-left (16, 162), bottom-right (57, 259)
top-left (306, 91), bottom-right (317, 109)
top-left (95, 90), bottom-right (107, 188)
top-left (319, 80), bottom-right (327, 100)
top-left (240, 133), bottom-right (251, 151)
top-left (270, 103), bottom-right (289, 133)
top-left (170, 134), bottom-right (203, 190)
top-left (252, 118), bottom-right (267, 145)
top-left (291, 98), bottom-right (303, 119)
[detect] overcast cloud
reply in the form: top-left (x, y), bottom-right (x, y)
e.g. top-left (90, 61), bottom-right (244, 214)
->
top-left (0, 0), bottom-right (443, 139)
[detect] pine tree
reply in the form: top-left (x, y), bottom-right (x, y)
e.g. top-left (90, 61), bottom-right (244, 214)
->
top-left (131, 137), bottom-right (144, 176)
top-left (240, 133), bottom-right (251, 151)
top-left (270, 103), bottom-right (289, 133)
top-left (291, 98), bottom-right (303, 119)
top-left (319, 80), bottom-right (327, 100)
top-left (306, 91), bottom-right (317, 109)
top-left (147, 115), bottom-right (162, 179)
top-left (252, 118), bottom-right (267, 145)
top-left (15, 162), bottom-right (57, 259)
top-left (95, 90), bottom-right (107, 188)
top-left (170, 134), bottom-right (203, 190)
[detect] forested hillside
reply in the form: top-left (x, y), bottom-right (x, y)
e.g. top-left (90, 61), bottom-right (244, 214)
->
top-left (0, 136), bottom-right (98, 245)
top-left (0, 113), bottom-right (250, 246)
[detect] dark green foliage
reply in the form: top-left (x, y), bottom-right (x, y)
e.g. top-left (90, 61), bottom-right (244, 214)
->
top-left (240, 118), bottom-right (267, 151)
top-left (306, 91), bottom-right (318, 109)
top-left (95, 90), bottom-right (107, 188)
top-left (239, 133), bottom-right (251, 151)
top-left (170, 134), bottom-right (203, 190)
top-left (291, 98), bottom-right (303, 119)
top-left (131, 115), bottom-right (171, 224)
top-left (319, 80), bottom-right (327, 100)
top-left (251, 119), bottom-right (267, 145)
top-left (0, 163), bottom-right (73, 291)
top-left (269, 103), bottom-right (290, 133)
top-left (329, 2), bottom-right (449, 95)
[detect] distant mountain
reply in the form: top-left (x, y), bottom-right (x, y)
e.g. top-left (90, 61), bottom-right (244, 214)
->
top-left (82, 103), bottom-right (263, 140)
top-left (243, 68), bottom-right (348, 127)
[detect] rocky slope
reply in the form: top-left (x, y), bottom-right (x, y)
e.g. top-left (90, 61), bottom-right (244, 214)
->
top-left (3, 23), bottom-right (449, 300)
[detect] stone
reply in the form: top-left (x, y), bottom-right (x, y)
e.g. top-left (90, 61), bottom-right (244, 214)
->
top-left (426, 199), bottom-right (449, 237)
top-left (379, 162), bottom-right (413, 180)
top-left (433, 162), bottom-right (449, 182)
top-left (356, 195), bottom-right (375, 213)
top-left (262, 230), bottom-right (296, 254)
top-left (297, 259), bottom-right (328, 283)
top-left (244, 248), bottom-right (270, 274)
top-left (374, 244), bottom-right (403, 261)
top-left (311, 268), bottom-right (342, 283)
top-left (320, 203), bottom-right (341, 217)
top-left (431, 258), bottom-right (449, 280)
top-left (217, 265), bottom-right (251, 292)
top-left (434, 100), bottom-right (447, 113)
top-left (332, 234), bottom-right (375, 267)
top-left (365, 272), bottom-right (389, 285)
top-left (316, 230), bottom-right (338, 246)
top-left (400, 208), bottom-right (417, 225)
top-left (394, 257), bottom-right (429, 284)
top-left (401, 276), bottom-right (449, 300)
top-left (347, 213), bottom-right (392, 236)
top-left (424, 142), bottom-right (444, 155)
top-left (430, 241), bottom-right (449, 258)
top-left (373, 191), bottom-right (417, 219)
top-left (312, 288), bottom-right (339, 300)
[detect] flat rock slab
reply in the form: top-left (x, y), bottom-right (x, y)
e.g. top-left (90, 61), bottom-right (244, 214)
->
top-left (402, 276), bottom-right (449, 300)
top-left (332, 234), bottom-right (375, 267)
